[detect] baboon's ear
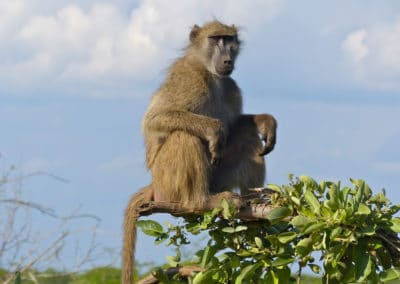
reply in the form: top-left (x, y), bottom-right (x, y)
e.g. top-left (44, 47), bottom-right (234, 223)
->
top-left (190, 25), bottom-right (201, 42)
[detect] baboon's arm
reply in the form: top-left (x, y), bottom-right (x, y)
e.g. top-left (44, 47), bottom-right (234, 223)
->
top-left (145, 110), bottom-right (225, 164)
top-left (235, 114), bottom-right (277, 155)
top-left (145, 110), bottom-right (223, 141)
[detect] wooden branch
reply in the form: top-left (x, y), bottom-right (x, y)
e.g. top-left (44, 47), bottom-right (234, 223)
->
top-left (137, 200), bottom-right (276, 220)
top-left (138, 265), bottom-right (205, 284)
top-left (136, 188), bottom-right (277, 221)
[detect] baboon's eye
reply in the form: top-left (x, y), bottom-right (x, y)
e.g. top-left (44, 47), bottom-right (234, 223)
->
top-left (230, 45), bottom-right (237, 53)
top-left (208, 36), bottom-right (222, 45)
top-left (208, 35), bottom-right (236, 47)
top-left (222, 36), bottom-right (234, 43)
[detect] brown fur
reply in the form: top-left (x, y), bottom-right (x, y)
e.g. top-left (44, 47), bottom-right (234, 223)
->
top-left (122, 186), bottom-right (153, 284)
top-left (123, 21), bottom-right (277, 283)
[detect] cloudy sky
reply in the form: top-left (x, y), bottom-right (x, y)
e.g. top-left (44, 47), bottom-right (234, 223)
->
top-left (1, 0), bottom-right (400, 269)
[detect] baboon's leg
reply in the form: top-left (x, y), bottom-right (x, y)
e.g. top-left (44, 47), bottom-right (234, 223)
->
top-left (211, 120), bottom-right (265, 196)
top-left (150, 131), bottom-right (211, 207)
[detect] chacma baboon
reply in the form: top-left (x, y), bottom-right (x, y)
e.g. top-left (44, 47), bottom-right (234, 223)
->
top-left (123, 21), bottom-right (277, 283)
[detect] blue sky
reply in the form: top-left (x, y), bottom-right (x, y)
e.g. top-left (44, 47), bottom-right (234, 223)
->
top-left (1, 0), bottom-right (400, 270)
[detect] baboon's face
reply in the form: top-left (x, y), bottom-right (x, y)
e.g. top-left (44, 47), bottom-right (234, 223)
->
top-left (208, 35), bottom-right (239, 77)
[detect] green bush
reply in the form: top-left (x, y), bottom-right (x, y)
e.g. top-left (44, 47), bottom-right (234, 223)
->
top-left (9, 267), bottom-right (120, 284)
top-left (70, 267), bottom-right (121, 284)
top-left (138, 175), bottom-right (400, 283)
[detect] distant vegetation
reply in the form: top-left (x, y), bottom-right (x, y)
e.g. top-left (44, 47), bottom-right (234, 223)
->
top-left (1, 267), bottom-right (330, 283)
top-left (0, 267), bottom-right (118, 284)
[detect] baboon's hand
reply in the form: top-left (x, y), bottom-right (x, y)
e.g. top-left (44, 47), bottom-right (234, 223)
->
top-left (254, 114), bottom-right (277, 156)
top-left (206, 120), bottom-right (226, 165)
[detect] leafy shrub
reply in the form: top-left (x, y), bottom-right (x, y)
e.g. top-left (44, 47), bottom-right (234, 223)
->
top-left (69, 267), bottom-right (121, 284)
top-left (138, 175), bottom-right (400, 283)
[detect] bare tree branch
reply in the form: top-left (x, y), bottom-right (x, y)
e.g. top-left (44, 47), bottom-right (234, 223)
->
top-left (0, 164), bottom-right (109, 281)
top-left (0, 199), bottom-right (101, 221)
top-left (3, 232), bottom-right (68, 284)
top-left (2, 171), bottom-right (70, 184)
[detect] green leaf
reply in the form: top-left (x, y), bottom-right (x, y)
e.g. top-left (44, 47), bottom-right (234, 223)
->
top-left (300, 175), bottom-right (318, 189)
top-left (390, 204), bottom-right (400, 215)
top-left (350, 178), bottom-right (364, 189)
top-left (166, 250), bottom-right (181, 267)
top-left (202, 211), bottom-right (214, 228)
top-left (276, 231), bottom-right (298, 244)
top-left (186, 221), bottom-right (201, 234)
top-left (271, 256), bottom-right (295, 267)
top-left (379, 267), bottom-right (400, 282)
top-left (267, 184), bottom-right (281, 192)
top-left (200, 244), bottom-right (214, 268)
top-left (192, 271), bottom-right (207, 284)
top-left (290, 196), bottom-right (301, 206)
top-left (265, 269), bottom-right (279, 284)
top-left (330, 227), bottom-right (342, 240)
top-left (254, 237), bottom-right (263, 249)
top-left (222, 227), bottom-right (235, 233)
top-left (369, 192), bottom-right (389, 205)
top-left (342, 262), bottom-right (356, 283)
top-left (274, 267), bottom-right (291, 283)
top-left (137, 220), bottom-right (164, 237)
top-left (235, 263), bottom-right (262, 284)
top-left (359, 225), bottom-right (375, 236)
top-left (221, 225), bottom-right (247, 233)
top-left (354, 179), bottom-right (365, 206)
top-left (354, 244), bottom-right (373, 282)
top-left (356, 203), bottom-right (371, 215)
top-left (296, 237), bottom-right (313, 256)
top-left (237, 249), bottom-right (253, 257)
top-left (304, 190), bottom-right (320, 214)
top-left (221, 199), bottom-right (232, 219)
top-left (390, 217), bottom-right (400, 233)
top-left (267, 207), bottom-right (291, 224)
top-left (326, 184), bottom-right (339, 210)
top-left (235, 225), bottom-right (248, 232)
top-left (192, 269), bottom-right (216, 284)
top-left (302, 222), bottom-right (326, 235)
top-left (341, 186), bottom-right (352, 204)
top-left (290, 215), bottom-right (312, 227)
top-left (308, 264), bottom-right (321, 274)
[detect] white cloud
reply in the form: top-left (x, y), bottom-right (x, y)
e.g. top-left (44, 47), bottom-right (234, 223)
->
top-left (342, 17), bottom-right (400, 90)
top-left (0, 1), bottom-right (26, 36)
top-left (342, 29), bottom-right (369, 63)
top-left (0, 0), bottom-right (285, 96)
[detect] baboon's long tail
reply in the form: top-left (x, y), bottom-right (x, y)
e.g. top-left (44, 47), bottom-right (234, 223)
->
top-left (122, 186), bottom-right (153, 284)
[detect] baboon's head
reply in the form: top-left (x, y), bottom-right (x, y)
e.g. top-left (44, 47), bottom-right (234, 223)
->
top-left (189, 21), bottom-right (241, 77)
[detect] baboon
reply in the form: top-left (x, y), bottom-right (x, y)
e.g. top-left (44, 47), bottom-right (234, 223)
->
top-left (123, 21), bottom-right (277, 283)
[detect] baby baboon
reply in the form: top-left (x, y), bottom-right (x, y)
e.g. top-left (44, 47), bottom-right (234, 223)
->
top-left (123, 21), bottom-right (277, 283)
